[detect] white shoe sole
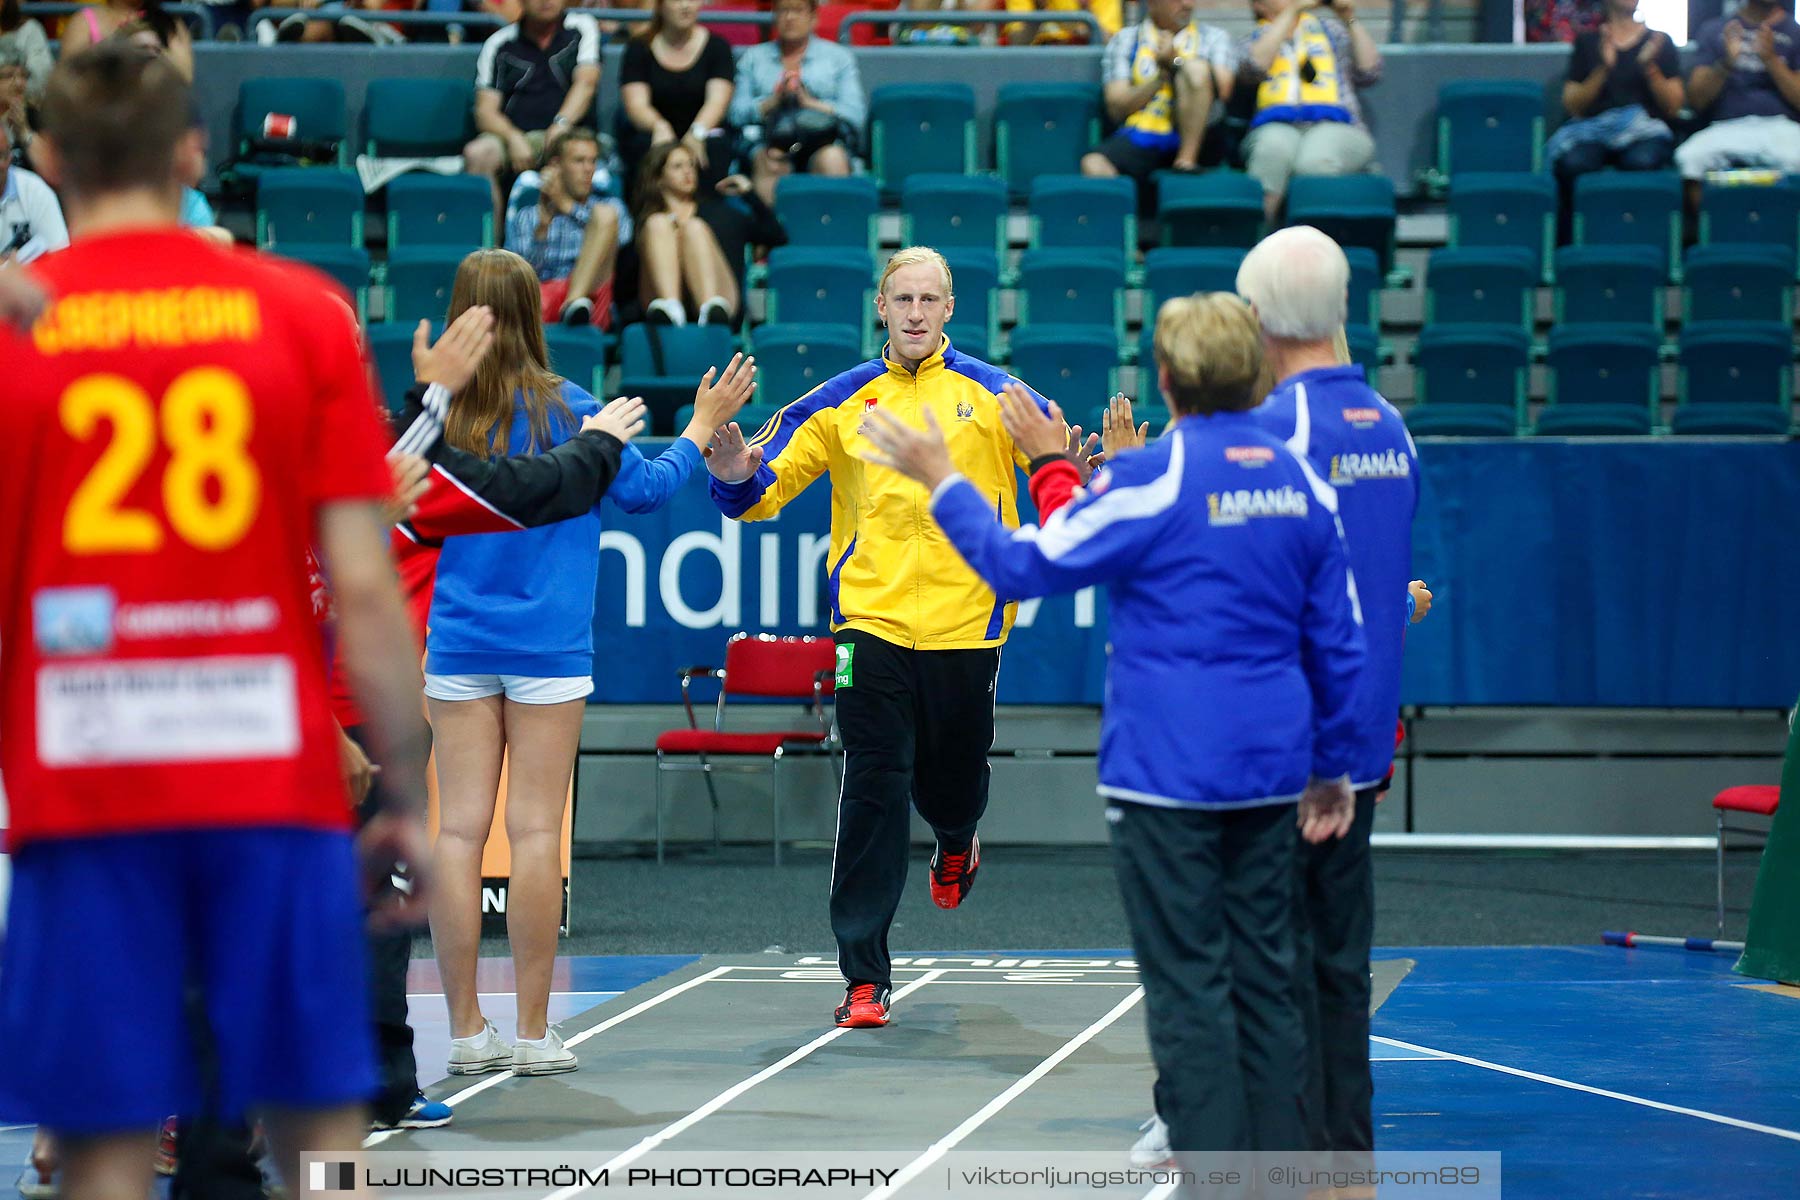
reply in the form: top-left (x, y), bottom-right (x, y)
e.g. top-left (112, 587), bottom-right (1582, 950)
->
top-left (446, 1054), bottom-right (511, 1075)
top-left (511, 1056), bottom-right (579, 1076)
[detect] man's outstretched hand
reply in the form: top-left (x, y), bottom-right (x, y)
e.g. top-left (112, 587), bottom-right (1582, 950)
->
top-left (706, 421), bottom-right (766, 484)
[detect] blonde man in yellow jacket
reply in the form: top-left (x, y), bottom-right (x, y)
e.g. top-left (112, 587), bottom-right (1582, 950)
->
top-left (706, 246), bottom-right (1063, 1030)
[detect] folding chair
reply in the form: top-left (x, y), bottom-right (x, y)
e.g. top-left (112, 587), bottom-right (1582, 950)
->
top-left (1712, 785), bottom-right (1779, 936)
top-left (653, 634), bottom-right (841, 865)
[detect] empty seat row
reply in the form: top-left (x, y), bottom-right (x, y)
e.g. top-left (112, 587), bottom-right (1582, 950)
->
top-left (1427, 242), bottom-right (1795, 330)
top-left (1408, 324), bottom-right (1792, 437)
top-left (1450, 173), bottom-right (1800, 282)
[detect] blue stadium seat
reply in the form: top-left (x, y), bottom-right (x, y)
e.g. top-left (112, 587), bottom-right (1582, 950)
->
top-left (1699, 178), bottom-right (1800, 273)
top-left (868, 84), bottom-right (976, 194)
top-left (765, 248), bottom-right (875, 344)
top-left (1683, 244), bottom-right (1793, 324)
top-left (1553, 245), bottom-right (1665, 329)
top-left (364, 78), bottom-right (476, 157)
top-left (364, 321), bottom-right (421, 417)
top-left (1008, 325), bottom-right (1119, 413)
top-left (1573, 171), bottom-right (1683, 280)
top-left (543, 327), bottom-right (607, 395)
top-left (386, 174), bottom-right (493, 248)
top-left (941, 248), bottom-right (1000, 363)
top-left (384, 245), bottom-right (466, 323)
top-left (1157, 170), bottom-right (1264, 248)
top-left (1030, 175), bottom-right (1136, 257)
top-left (1674, 322), bottom-right (1793, 434)
top-left (750, 323), bottom-right (866, 408)
top-left (1143, 247), bottom-right (1246, 315)
top-left (1017, 249), bottom-right (1125, 338)
top-left (1344, 246), bottom-right (1382, 332)
top-left (1437, 80), bottom-right (1545, 178)
top-left (902, 174), bottom-right (1007, 256)
top-left (774, 175), bottom-right (878, 252)
top-left (256, 168), bottom-right (364, 247)
top-left (1134, 326), bottom-right (1163, 409)
top-left (1286, 174), bottom-right (1397, 274)
top-left (1409, 325), bottom-right (1529, 435)
top-left (1345, 324), bottom-right (1381, 379)
top-left (275, 243), bottom-right (371, 302)
top-left (994, 83), bottom-right (1101, 194)
top-left (229, 77), bottom-right (349, 189)
top-left (618, 324), bottom-right (739, 434)
top-left (1427, 248), bottom-right (1535, 330)
top-left (1448, 173), bottom-right (1557, 282)
top-left (1541, 325), bottom-right (1660, 434)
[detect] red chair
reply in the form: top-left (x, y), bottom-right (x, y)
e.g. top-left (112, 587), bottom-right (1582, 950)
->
top-left (1712, 784), bottom-right (1780, 935)
top-left (654, 633), bottom-right (840, 865)
top-left (703, 0), bottom-right (767, 47)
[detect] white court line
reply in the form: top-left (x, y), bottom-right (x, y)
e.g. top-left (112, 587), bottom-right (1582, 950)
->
top-left (365, 966), bottom-right (735, 1147)
top-left (862, 987), bottom-right (1147, 1200)
top-left (543, 970), bottom-right (950, 1200)
top-left (404, 990), bottom-right (617, 999)
top-left (722, 966), bottom-right (1142, 975)
top-left (1370, 1034), bottom-right (1800, 1143)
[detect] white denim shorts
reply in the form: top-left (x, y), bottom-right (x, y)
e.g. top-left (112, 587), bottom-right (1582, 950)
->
top-left (422, 673), bottom-right (595, 704)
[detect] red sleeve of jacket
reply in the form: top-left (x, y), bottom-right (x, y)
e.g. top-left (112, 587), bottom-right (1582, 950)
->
top-left (1027, 458), bottom-right (1083, 520)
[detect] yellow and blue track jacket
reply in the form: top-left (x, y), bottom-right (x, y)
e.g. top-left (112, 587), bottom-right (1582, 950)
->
top-left (709, 337), bottom-right (1049, 650)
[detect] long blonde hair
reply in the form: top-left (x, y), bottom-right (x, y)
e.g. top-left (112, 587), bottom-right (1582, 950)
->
top-left (442, 249), bottom-right (574, 460)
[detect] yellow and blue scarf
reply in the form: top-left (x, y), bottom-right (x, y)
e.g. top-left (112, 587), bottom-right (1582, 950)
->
top-left (1122, 21), bottom-right (1208, 150)
top-left (1252, 14), bottom-right (1354, 128)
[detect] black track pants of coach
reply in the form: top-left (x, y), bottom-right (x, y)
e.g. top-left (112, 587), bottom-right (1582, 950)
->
top-left (829, 630), bottom-right (999, 988)
top-left (1110, 799), bottom-right (1307, 1159)
top-left (1293, 787), bottom-right (1379, 1155)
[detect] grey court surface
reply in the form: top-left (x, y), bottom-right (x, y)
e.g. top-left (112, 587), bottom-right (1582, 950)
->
top-left (358, 956), bottom-right (1416, 1200)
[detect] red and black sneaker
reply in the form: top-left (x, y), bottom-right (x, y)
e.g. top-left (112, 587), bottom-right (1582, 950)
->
top-left (929, 835), bottom-right (981, 910)
top-left (834, 982), bottom-right (891, 1028)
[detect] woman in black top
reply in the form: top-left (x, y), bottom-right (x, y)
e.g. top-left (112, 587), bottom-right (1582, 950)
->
top-left (631, 139), bottom-right (787, 328)
top-left (617, 0), bottom-right (737, 192)
top-left (1546, 0), bottom-right (1684, 186)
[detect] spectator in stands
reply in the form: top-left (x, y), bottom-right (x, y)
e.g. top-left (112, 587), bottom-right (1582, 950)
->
top-left (255, 1), bottom-right (415, 47)
top-left (1237, 0), bottom-right (1383, 224)
top-left (617, 0), bottom-right (736, 194)
top-left (0, 41), bottom-right (34, 163)
top-left (0, 120), bottom-right (65, 262)
top-left (894, 0), bottom-right (999, 47)
top-left (731, 0), bottom-right (864, 208)
top-left (59, 0), bottom-right (193, 79)
top-left (0, 0), bottom-right (51, 114)
top-left (1676, 0), bottom-right (1800, 188)
top-left (630, 139), bottom-right (786, 326)
top-left (504, 127), bottom-right (626, 328)
top-left (1080, 0), bottom-right (1237, 184)
top-left (465, 0), bottom-right (604, 218)
top-left (1004, 0), bottom-right (1121, 46)
top-left (1548, 0), bottom-right (1682, 190)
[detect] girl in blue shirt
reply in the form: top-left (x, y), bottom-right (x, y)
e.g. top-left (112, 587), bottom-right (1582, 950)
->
top-left (424, 249), bottom-right (754, 1077)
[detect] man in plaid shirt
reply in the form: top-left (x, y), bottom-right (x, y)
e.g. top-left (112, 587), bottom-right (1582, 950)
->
top-left (503, 127), bottom-right (630, 329)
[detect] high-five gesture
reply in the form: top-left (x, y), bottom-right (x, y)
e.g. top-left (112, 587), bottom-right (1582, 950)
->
top-left (997, 383), bottom-right (1070, 462)
top-left (412, 305), bottom-right (496, 395)
top-left (683, 353), bottom-right (758, 447)
top-left (584, 395), bottom-right (648, 444)
top-left (1101, 393), bottom-right (1150, 462)
top-left (705, 421), bottom-right (766, 483)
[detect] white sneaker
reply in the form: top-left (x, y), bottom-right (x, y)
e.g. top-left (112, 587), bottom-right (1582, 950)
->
top-left (645, 297), bottom-right (687, 326)
top-left (447, 1019), bottom-right (511, 1075)
top-left (16, 1156), bottom-right (58, 1200)
top-left (1129, 1114), bottom-right (1172, 1168)
top-left (697, 295), bottom-right (730, 326)
top-left (512, 1027), bottom-right (578, 1076)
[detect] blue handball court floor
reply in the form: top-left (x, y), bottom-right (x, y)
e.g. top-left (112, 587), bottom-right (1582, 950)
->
top-left (5, 945), bottom-right (1796, 1199)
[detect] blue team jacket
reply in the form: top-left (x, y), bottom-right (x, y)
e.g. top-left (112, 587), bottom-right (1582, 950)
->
top-left (931, 412), bottom-right (1367, 810)
top-left (426, 382), bottom-right (701, 679)
top-left (1251, 365), bottom-right (1419, 788)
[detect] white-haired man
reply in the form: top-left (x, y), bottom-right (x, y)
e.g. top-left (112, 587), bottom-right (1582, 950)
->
top-left (1238, 225), bottom-right (1424, 1164)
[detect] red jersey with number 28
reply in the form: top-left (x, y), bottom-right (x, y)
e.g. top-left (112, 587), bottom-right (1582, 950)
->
top-left (0, 229), bottom-right (394, 849)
